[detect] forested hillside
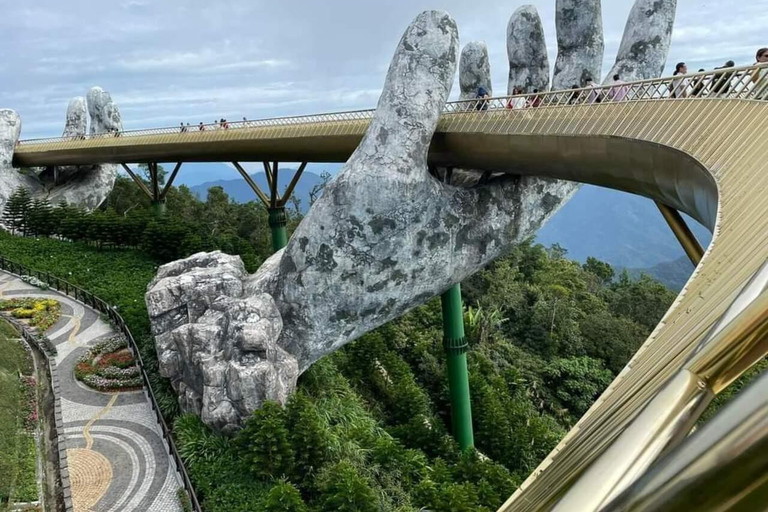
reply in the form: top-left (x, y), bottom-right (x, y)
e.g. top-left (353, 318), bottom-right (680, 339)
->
top-left (0, 170), bottom-right (761, 511)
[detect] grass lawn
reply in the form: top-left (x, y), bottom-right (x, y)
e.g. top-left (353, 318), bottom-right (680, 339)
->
top-left (0, 317), bottom-right (38, 507)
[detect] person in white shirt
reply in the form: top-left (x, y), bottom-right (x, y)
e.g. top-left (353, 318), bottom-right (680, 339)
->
top-left (750, 47), bottom-right (768, 99)
top-left (607, 74), bottom-right (628, 102)
top-left (670, 62), bottom-right (689, 98)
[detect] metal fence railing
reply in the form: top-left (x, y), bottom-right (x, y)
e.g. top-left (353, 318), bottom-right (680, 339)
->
top-left (16, 63), bottom-right (768, 147)
top-left (0, 256), bottom-right (202, 512)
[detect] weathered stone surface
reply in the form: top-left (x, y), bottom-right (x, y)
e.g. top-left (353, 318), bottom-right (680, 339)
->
top-left (147, 251), bottom-right (298, 433)
top-left (62, 97), bottom-right (87, 138)
top-left (507, 5), bottom-right (550, 94)
top-left (1, 89), bottom-right (121, 213)
top-left (146, 4), bottom-right (680, 431)
top-left (459, 41), bottom-right (492, 100)
top-left (605, 0), bottom-right (677, 82)
top-left (39, 91), bottom-right (119, 209)
top-left (553, 0), bottom-right (604, 89)
top-left (0, 110), bottom-right (42, 214)
top-left (87, 87), bottom-right (122, 134)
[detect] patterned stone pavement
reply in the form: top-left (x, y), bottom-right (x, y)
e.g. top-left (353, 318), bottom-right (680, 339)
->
top-left (0, 271), bottom-right (183, 512)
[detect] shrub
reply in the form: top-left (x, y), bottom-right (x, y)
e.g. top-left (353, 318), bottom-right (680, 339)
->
top-left (263, 480), bottom-right (308, 512)
top-left (236, 401), bottom-right (295, 481)
top-left (286, 392), bottom-right (331, 484)
top-left (317, 460), bottom-right (378, 512)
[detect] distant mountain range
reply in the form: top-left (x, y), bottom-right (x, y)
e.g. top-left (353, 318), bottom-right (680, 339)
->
top-left (190, 174), bottom-right (710, 290)
top-left (190, 168), bottom-right (325, 210)
top-left (626, 256), bottom-right (694, 291)
top-left (537, 185), bottom-right (711, 270)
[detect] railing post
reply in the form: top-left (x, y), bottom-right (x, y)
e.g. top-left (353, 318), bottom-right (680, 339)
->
top-left (268, 207), bottom-right (288, 252)
top-left (440, 283), bottom-right (474, 451)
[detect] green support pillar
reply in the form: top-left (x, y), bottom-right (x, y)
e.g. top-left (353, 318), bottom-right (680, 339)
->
top-left (151, 200), bottom-right (166, 217)
top-left (441, 283), bottom-right (474, 450)
top-left (268, 207), bottom-right (288, 252)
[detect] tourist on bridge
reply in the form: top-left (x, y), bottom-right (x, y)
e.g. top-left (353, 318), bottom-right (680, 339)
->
top-left (750, 48), bottom-right (768, 99)
top-left (568, 85), bottom-right (581, 105)
top-left (180, 122), bottom-right (187, 133)
top-left (199, 122), bottom-right (205, 131)
top-left (670, 62), bottom-right (689, 98)
top-left (585, 77), bottom-right (601, 103)
top-left (526, 89), bottom-right (542, 108)
top-left (692, 69), bottom-right (708, 97)
top-left (606, 74), bottom-right (628, 102)
top-left (506, 87), bottom-right (526, 109)
top-left (475, 87), bottom-right (490, 111)
top-left (711, 61), bottom-right (736, 96)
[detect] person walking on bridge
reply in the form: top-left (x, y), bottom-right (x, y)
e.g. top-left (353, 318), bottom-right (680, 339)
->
top-left (670, 62), bottom-right (689, 98)
top-left (607, 74), bottom-right (628, 101)
top-left (711, 61), bottom-right (735, 96)
top-left (199, 122), bottom-right (205, 131)
top-left (750, 48), bottom-right (768, 99)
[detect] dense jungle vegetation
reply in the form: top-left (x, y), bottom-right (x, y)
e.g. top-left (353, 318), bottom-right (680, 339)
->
top-left (1, 168), bottom-right (763, 511)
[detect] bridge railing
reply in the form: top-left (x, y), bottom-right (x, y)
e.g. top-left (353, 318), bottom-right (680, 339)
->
top-left (0, 256), bottom-right (202, 512)
top-left (16, 63), bottom-right (768, 146)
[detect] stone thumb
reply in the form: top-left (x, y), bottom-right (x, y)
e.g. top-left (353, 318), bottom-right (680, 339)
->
top-left (352, 10), bottom-right (458, 179)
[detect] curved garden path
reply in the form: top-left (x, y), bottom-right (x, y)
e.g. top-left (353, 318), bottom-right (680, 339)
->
top-left (0, 270), bottom-right (182, 512)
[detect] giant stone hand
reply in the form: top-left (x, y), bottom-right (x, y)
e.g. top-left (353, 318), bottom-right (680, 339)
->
top-left (0, 87), bottom-right (120, 213)
top-left (146, 1), bottom-right (677, 432)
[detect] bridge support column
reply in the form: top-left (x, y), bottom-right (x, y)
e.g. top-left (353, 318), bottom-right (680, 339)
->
top-left (232, 161), bottom-right (308, 253)
top-left (151, 200), bottom-right (167, 216)
top-left (268, 207), bottom-right (288, 251)
top-left (441, 283), bottom-right (474, 451)
top-left (655, 202), bottom-right (704, 265)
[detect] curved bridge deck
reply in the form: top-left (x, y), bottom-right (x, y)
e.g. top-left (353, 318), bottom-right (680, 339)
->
top-left (13, 66), bottom-right (768, 510)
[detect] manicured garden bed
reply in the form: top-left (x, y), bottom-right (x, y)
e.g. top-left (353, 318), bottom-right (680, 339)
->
top-left (0, 298), bottom-right (61, 332)
top-left (75, 335), bottom-right (143, 392)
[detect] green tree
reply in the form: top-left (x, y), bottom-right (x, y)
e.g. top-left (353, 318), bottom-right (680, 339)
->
top-left (236, 401), bottom-right (295, 480)
top-left (263, 480), bottom-right (307, 512)
top-left (583, 256), bottom-right (614, 286)
top-left (286, 392), bottom-right (331, 484)
top-left (543, 356), bottom-right (613, 420)
top-left (2, 187), bottom-right (32, 235)
top-left (317, 460), bottom-right (378, 512)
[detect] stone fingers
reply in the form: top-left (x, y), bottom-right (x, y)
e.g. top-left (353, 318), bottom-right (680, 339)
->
top-left (553, 0), bottom-right (604, 90)
top-left (459, 41), bottom-right (492, 100)
top-left (507, 5), bottom-right (550, 94)
top-left (606, 0), bottom-right (677, 82)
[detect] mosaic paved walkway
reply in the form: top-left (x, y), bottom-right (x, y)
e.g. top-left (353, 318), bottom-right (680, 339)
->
top-left (0, 271), bottom-right (182, 512)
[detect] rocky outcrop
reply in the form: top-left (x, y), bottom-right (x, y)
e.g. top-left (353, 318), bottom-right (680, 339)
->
top-left (553, 0), bottom-right (604, 90)
top-left (605, 0), bottom-right (677, 82)
top-left (459, 41), bottom-right (492, 100)
top-left (507, 5), bottom-right (550, 94)
top-left (62, 98), bottom-right (87, 138)
top-left (146, 252), bottom-right (298, 434)
top-left (87, 87), bottom-right (122, 135)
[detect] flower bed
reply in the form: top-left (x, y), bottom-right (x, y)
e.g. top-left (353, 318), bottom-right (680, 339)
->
top-left (75, 335), bottom-right (143, 392)
top-left (0, 298), bottom-right (61, 331)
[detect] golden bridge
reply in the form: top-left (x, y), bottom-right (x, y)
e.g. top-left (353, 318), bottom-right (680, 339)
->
top-left (14, 65), bottom-right (768, 511)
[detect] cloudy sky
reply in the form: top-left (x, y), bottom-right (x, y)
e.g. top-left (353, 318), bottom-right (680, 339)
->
top-left (3, 0), bottom-right (766, 141)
